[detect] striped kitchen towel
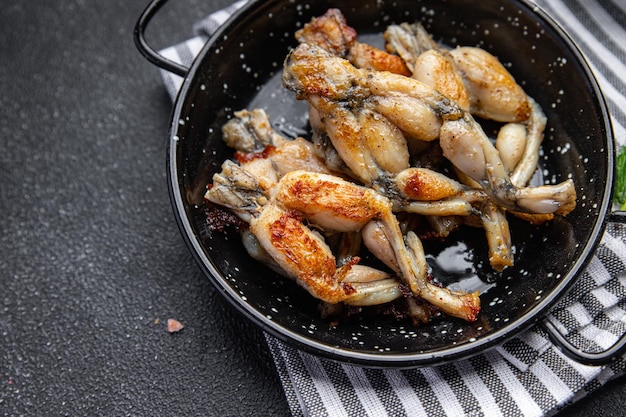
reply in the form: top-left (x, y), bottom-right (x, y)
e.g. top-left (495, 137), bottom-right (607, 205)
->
top-left (157, 0), bottom-right (626, 415)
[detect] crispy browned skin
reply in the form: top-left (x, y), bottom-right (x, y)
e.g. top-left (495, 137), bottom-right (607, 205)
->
top-left (249, 172), bottom-right (404, 305)
top-left (395, 168), bottom-right (464, 201)
top-left (266, 207), bottom-right (358, 301)
top-left (348, 42), bottom-right (411, 76)
top-left (296, 8), bottom-right (411, 75)
top-left (295, 8), bottom-right (357, 58)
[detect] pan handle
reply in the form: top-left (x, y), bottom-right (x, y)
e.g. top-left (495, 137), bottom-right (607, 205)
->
top-left (134, 0), bottom-right (189, 77)
top-left (542, 317), bottom-right (626, 366)
top-left (607, 210), bottom-right (626, 223)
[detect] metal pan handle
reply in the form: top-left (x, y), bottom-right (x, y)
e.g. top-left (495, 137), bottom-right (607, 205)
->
top-left (549, 169), bottom-right (626, 362)
top-left (134, 0), bottom-right (189, 77)
top-left (543, 191), bottom-right (626, 365)
top-left (607, 210), bottom-right (626, 223)
top-left (542, 310), bottom-right (626, 366)
top-left (545, 172), bottom-right (626, 364)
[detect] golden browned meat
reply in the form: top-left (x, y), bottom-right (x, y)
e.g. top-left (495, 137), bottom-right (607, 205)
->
top-left (295, 8), bottom-right (358, 58)
top-left (207, 164), bottom-right (480, 320)
top-left (296, 8), bottom-right (411, 75)
top-left (283, 43), bottom-right (576, 216)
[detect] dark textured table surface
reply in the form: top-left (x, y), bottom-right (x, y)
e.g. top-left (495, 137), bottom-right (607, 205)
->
top-left (1, 1), bottom-right (625, 416)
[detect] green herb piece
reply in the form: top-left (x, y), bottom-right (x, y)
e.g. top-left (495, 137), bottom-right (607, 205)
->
top-left (615, 146), bottom-right (626, 211)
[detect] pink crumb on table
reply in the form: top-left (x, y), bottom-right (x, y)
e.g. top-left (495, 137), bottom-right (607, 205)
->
top-left (167, 318), bottom-right (185, 333)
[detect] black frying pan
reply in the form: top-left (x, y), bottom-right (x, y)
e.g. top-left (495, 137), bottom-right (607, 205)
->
top-left (135, 0), bottom-right (626, 367)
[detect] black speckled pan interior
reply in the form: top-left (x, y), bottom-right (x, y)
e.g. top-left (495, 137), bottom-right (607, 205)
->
top-left (167, 0), bottom-right (614, 367)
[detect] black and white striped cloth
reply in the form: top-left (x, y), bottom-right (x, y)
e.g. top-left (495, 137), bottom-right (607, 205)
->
top-left (158, 1), bottom-right (626, 415)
